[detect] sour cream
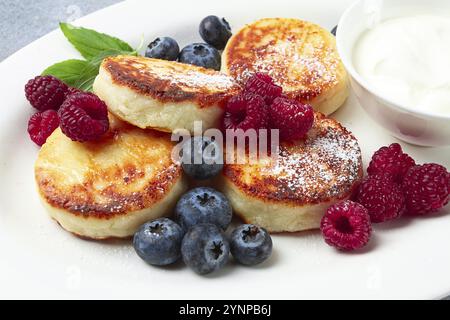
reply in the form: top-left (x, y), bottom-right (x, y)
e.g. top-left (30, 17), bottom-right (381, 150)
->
top-left (353, 15), bottom-right (450, 116)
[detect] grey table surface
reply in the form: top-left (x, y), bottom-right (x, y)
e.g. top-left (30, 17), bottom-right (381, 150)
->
top-left (0, 0), bottom-right (122, 61)
top-left (0, 0), bottom-right (448, 301)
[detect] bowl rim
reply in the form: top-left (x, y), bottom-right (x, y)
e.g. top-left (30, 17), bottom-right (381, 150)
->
top-left (336, 0), bottom-right (450, 121)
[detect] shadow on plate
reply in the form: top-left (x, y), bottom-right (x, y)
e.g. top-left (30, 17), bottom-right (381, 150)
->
top-left (374, 216), bottom-right (413, 232)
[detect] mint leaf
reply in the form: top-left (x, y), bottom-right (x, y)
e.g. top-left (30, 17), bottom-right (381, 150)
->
top-left (73, 61), bottom-right (100, 92)
top-left (60, 22), bottom-right (134, 60)
top-left (42, 59), bottom-right (98, 91)
top-left (43, 23), bottom-right (138, 92)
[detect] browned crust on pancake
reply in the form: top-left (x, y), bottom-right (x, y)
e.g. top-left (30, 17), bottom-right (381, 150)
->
top-left (224, 18), bottom-right (343, 102)
top-left (37, 165), bottom-right (181, 219)
top-left (35, 120), bottom-right (183, 220)
top-left (103, 56), bottom-right (241, 108)
top-left (222, 113), bottom-right (363, 205)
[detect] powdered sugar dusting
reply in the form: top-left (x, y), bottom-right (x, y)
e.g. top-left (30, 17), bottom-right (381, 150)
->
top-left (237, 40), bottom-right (339, 90)
top-left (258, 117), bottom-right (362, 202)
top-left (226, 19), bottom-right (342, 100)
top-left (130, 60), bottom-right (237, 91)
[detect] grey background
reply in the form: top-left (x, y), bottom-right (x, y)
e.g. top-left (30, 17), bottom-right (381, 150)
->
top-left (0, 0), bottom-right (449, 300)
top-left (0, 0), bottom-right (121, 61)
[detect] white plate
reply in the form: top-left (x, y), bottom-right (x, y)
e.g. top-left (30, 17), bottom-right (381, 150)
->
top-left (0, 0), bottom-right (449, 300)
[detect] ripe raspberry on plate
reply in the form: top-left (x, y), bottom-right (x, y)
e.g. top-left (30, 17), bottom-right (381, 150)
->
top-left (356, 174), bottom-right (405, 223)
top-left (27, 110), bottom-right (60, 146)
top-left (402, 163), bottom-right (450, 216)
top-left (58, 92), bottom-right (109, 142)
top-left (66, 87), bottom-right (83, 97)
top-left (320, 200), bottom-right (372, 251)
top-left (269, 96), bottom-right (314, 141)
top-left (222, 92), bottom-right (268, 131)
top-left (367, 143), bottom-right (416, 184)
top-left (25, 75), bottom-right (68, 111)
top-left (244, 73), bottom-right (282, 105)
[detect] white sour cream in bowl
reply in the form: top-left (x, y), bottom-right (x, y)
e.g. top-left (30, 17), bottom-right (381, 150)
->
top-left (336, 0), bottom-right (450, 146)
top-left (353, 15), bottom-right (450, 117)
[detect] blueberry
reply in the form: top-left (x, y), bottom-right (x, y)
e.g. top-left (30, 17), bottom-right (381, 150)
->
top-left (181, 223), bottom-right (230, 275)
top-left (230, 224), bottom-right (273, 266)
top-left (133, 218), bottom-right (184, 266)
top-left (145, 37), bottom-right (179, 61)
top-left (175, 187), bottom-right (232, 231)
top-left (199, 15), bottom-right (232, 50)
top-left (181, 136), bottom-right (223, 180)
top-left (178, 43), bottom-right (221, 71)
top-left (331, 25), bottom-right (338, 36)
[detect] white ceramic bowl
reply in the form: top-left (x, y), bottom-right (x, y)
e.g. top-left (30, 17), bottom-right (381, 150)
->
top-left (336, 0), bottom-right (450, 147)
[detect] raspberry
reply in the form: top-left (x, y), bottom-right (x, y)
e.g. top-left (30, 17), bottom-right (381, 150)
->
top-left (58, 93), bottom-right (109, 142)
top-left (356, 174), bottom-right (405, 223)
top-left (222, 93), bottom-right (268, 131)
top-left (244, 73), bottom-right (282, 105)
top-left (27, 110), bottom-right (59, 146)
top-left (66, 87), bottom-right (82, 97)
top-left (269, 96), bottom-right (314, 141)
top-left (402, 164), bottom-right (450, 216)
top-left (367, 143), bottom-right (416, 184)
top-left (25, 75), bottom-right (68, 111)
top-left (320, 200), bottom-right (372, 251)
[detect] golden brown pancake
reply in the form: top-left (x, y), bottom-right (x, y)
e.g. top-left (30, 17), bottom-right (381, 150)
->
top-left (93, 56), bottom-right (241, 133)
top-left (35, 116), bottom-right (188, 240)
top-left (219, 113), bottom-right (363, 232)
top-left (222, 18), bottom-right (349, 115)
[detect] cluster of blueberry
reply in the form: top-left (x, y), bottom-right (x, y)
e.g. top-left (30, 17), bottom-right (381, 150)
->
top-left (145, 15), bottom-right (232, 71)
top-left (133, 136), bottom-right (273, 275)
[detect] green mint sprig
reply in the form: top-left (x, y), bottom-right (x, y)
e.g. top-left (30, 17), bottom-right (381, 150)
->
top-left (42, 23), bottom-right (138, 92)
top-left (59, 23), bottom-right (134, 60)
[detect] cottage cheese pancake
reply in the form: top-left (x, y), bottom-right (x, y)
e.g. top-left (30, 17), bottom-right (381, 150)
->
top-left (219, 113), bottom-right (363, 232)
top-left (35, 116), bottom-right (188, 240)
top-left (222, 18), bottom-right (349, 115)
top-left (93, 56), bottom-right (241, 133)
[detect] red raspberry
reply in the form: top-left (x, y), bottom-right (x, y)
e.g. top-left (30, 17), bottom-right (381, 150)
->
top-left (27, 110), bottom-right (59, 146)
top-left (320, 200), bottom-right (372, 251)
top-left (222, 93), bottom-right (268, 131)
top-left (244, 73), bottom-right (282, 105)
top-left (66, 87), bottom-right (83, 97)
top-left (401, 164), bottom-right (450, 216)
top-left (25, 75), bottom-right (68, 111)
top-left (58, 93), bottom-right (109, 142)
top-left (367, 143), bottom-right (416, 184)
top-left (356, 174), bottom-right (405, 223)
top-left (269, 96), bottom-right (314, 141)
